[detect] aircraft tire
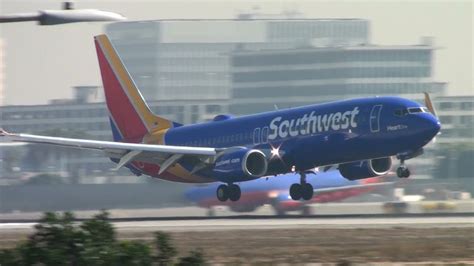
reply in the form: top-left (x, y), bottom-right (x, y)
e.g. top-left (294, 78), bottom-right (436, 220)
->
top-left (397, 166), bottom-right (410, 178)
top-left (301, 183), bottom-right (314, 200)
top-left (228, 184), bottom-right (241, 201)
top-left (290, 183), bottom-right (302, 200)
top-left (216, 184), bottom-right (229, 202)
top-left (403, 168), bottom-right (411, 178)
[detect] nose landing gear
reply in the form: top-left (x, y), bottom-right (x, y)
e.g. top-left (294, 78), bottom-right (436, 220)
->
top-left (289, 172), bottom-right (314, 201)
top-left (396, 149), bottom-right (423, 178)
top-left (396, 159), bottom-right (411, 178)
top-left (216, 183), bottom-right (241, 202)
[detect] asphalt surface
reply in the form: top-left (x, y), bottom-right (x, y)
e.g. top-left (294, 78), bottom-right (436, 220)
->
top-left (1, 215), bottom-right (473, 233)
top-left (1, 200), bottom-right (473, 222)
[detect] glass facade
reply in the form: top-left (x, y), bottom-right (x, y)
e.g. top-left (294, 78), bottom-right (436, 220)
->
top-left (267, 20), bottom-right (369, 44)
top-left (231, 46), bottom-right (444, 116)
top-left (1, 100), bottom-right (228, 138)
top-left (233, 49), bottom-right (430, 67)
top-left (233, 83), bottom-right (440, 99)
top-left (234, 66), bottom-right (430, 83)
top-left (105, 19), bottom-right (369, 102)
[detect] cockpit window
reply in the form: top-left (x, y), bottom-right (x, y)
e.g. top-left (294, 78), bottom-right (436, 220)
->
top-left (394, 109), bottom-right (408, 117)
top-left (394, 107), bottom-right (429, 117)
top-left (408, 107), bottom-right (427, 114)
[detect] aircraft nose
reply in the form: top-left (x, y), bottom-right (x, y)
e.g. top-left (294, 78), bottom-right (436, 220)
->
top-left (423, 114), bottom-right (441, 139)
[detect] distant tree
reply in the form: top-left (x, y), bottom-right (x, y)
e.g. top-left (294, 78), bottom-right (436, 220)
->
top-left (176, 249), bottom-right (206, 266)
top-left (0, 211), bottom-right (207, 266)
top-left (7, 211), bottom-right (84, 265)
top-left (115, 241), bottom-right (152, 266)
top-left (154, 231), bottom-right (178, 265)
top-left (0, 211), bottom-right (152, 266)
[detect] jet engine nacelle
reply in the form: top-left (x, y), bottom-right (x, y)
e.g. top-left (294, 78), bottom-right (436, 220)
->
top-left (212, 148), bottom-right (267, 182)
top-left (338, 157), bottom-right (392, 181)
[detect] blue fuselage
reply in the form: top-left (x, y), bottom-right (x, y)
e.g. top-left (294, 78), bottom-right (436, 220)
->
top-left (164, 96), bottom-right (440, 182)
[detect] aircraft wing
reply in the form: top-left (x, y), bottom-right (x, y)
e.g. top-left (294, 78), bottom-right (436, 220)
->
top-left (0, 130), bottom-right (219, 172)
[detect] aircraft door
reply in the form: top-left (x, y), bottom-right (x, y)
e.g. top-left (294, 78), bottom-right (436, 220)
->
top-left (253, 128), bottom-right (261, 144)
top-left (370, 105), bottom-right (383, 132)
top-left (261, 127), bottom-right (269, 143)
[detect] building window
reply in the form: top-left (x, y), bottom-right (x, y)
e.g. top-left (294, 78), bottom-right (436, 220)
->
top-left (439, 102), bottom-right (453, 110)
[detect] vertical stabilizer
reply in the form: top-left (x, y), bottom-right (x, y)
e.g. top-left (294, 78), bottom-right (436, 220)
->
top-left (94, 34), bottom-right (175, 141)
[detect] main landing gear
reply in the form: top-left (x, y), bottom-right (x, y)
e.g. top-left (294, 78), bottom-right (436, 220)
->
top-left (216, 184), bottom-right (241, 202)
top-left (396, 159), bottom-right (411, 178)
top-left (289, 172), bottom-right (314, 201)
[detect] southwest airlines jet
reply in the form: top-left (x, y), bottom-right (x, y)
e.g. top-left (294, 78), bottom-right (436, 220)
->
top-left (0, 35), bottom-right (441, 202)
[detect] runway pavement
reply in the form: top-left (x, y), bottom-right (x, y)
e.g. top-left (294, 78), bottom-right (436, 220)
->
top-left (1, 215), bottom-right (473, 233)
top-left (1, 200), bottom-right (473, 222)
top-left (115, 215), bottom-right (474, 232)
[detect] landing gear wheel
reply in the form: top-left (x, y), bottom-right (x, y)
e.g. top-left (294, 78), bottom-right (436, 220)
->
top-left (228, 184), bottom-right (241, 201)
top-left (301, 183), bottom-right (314, 201)
top-left (397, 166), bottom-right (410, 178)
top-left (216, 184), bottom-right (229, 202)
top-left (290, 183), bottom-right (302, 200)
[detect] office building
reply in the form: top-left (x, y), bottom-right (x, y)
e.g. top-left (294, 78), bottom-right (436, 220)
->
top-left (230, 40), bottom-right (446, 114)
top-left (436, 95), bottom-right (474, 143)
top-left (105, 18), bottom-right (369, 102)
top-left (0, 86), bottom-right (228, 176)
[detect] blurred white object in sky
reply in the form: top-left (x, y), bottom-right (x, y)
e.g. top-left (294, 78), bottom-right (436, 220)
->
top-left (0, 1), bottom-right (126, 25)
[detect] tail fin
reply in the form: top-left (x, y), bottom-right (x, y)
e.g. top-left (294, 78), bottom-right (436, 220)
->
top-left (94, 34), bottom-right (176, 141)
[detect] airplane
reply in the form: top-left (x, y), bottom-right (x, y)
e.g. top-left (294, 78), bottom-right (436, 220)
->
top-left (0, 2), bottom-right (125, 25)
top-left (185, 170), bottom-right (393, 216)
top-left (0, 34), bottom-right (441, 202)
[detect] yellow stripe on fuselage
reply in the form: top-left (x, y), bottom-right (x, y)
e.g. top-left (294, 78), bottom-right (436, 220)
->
top-left (96, 35), bottom-right (172, 132)
top-left (140, 122), bottom-right (212, 182)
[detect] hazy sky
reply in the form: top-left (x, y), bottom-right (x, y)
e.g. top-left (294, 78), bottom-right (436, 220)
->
top-left (0, 0), bottom-right (472, 105)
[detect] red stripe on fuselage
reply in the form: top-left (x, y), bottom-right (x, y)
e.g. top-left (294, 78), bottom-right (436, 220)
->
top-left (95, 40), bottom-right (148, 141)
